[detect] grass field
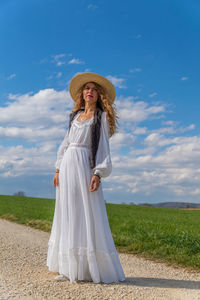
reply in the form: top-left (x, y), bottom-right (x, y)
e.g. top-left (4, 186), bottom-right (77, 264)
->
top-left (0, 194), bottom-right (200, 270)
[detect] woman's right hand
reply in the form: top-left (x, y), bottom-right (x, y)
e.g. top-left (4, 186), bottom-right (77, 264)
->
top-left (53, 173), bottom-right (59, 187)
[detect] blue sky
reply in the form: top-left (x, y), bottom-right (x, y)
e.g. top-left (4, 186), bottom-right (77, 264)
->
top-left (1, 0), bottom-right (200, 204)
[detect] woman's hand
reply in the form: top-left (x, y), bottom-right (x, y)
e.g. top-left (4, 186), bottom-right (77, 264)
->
top-left (90, 175), bottom-right (101, 192)
top-left (53, 173), bottom-right (59, 187)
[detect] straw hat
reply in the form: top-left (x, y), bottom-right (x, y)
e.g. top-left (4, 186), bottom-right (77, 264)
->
top-left (69, 72), bottom-right (116, 104)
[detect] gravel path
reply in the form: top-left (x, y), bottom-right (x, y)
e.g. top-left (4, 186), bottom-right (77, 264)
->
top-left (0, 218), bottom-right (200, 300)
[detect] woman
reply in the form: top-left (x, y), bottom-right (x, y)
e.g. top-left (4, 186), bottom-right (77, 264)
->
top-left (46, 72), bottom-right (126, 284)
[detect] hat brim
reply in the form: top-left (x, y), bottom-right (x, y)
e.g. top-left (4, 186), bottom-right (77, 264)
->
top-left (69, 72), bottom-right (116, 104)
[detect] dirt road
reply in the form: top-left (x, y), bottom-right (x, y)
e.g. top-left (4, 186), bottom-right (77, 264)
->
top-left (0, 218), bottom-right (200, 300)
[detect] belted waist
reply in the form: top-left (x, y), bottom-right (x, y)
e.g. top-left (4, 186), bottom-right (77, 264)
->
top-left (68, 143), bottom-right (90, 149)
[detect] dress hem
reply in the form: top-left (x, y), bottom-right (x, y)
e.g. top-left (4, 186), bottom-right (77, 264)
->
top-left (47, 240), bottom-right (126, 284)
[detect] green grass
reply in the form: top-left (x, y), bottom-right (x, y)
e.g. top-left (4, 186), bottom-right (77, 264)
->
top-left (0, 194), bottom-right (54, 231)
top-left (0, 194), bottom-right (200, 270)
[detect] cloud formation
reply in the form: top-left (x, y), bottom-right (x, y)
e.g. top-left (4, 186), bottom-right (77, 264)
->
top-left (130, 68), bottom-right (142, 73)
top-left (68, 58), bottom-right (84, 65)
top-left (0, 88), bottom-right (199, 202)
top-left (106, 75), bottom-right (126, 88)
top-left (115, 96), bottom-right (165, 123)
top-left (7, 74), bottom-right (16, 80)
top-left (149, 92), bottom-right (157, 98)
top-left (136, 34), bottom-right (142, 39)
top-left (51, 54), bottom-right (67, 66)
top-left (88, 4), bottom-right (98, 10)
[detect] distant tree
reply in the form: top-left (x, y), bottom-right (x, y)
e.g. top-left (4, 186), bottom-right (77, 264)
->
top-left (186, 204), bottom-right (190, 209)
top-left (14, 191), bottom-right (26, 197)
top-left (129, 202), bottom-right (135, 205)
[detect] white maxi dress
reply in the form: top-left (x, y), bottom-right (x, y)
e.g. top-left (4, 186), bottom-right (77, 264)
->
top-left (46, 110), bottom-right (126, 283)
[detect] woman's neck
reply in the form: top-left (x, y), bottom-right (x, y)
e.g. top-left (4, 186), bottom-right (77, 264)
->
top-left (84, 103), bottom-right (96, 114)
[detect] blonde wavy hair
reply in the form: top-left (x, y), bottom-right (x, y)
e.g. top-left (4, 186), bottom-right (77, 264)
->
top-left (72, 82), bottom-right (119, 137)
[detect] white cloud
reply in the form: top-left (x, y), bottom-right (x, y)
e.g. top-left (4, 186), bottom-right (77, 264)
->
top-left (68, 58), bottom-right (84, 65)
top-left (181, 76), bottom-right (189, 81)
top-left (0, 88), bottom-right (73, 178)
top-left (52, 53), bottom-right (67, 66)
top-left (110, 132), bottom-right (136, 150)
top-left (84, 68), bottom-right (91, 72)
top-left (162, 120), bottom-right (177, 126)
top-left (133, 127), bottom-right (147, 135)
top-left (154, 122), bottom-right (195, 135)
top-left (0, 88), bottom-right (73, 127)
top-left (145, 133), bottom-right (173, 147)
top-left (177, 124), bottom-right (195, 133)
top-left (115, 97), bottom-right (166, 123)
top-left (106, 75), bottom-right (126, 88)
top-left (110, 145), bottom-right (200, 198)
top-left (88, 4), bottom-right (98, 9)
top-left (0, 144), bottom-right (55, 177)
top-left (136, 34), bottom-right (142, 39)
top-left (7, 74), bottom-right (16, 80)
top-left (149, 92), bottom-right (157, 98)
top-left (0, 126), bottom-right (66, 142)
top-left (191, 188), bottom-right (200, 195)
top-left (46, 75), bottom-right (53, 81)
top-left (130, 68), bottom-right (142, 73)
top-left (56, 72), bottom-right (62, 78)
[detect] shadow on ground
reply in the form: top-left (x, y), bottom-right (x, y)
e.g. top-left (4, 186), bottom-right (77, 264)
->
top-left (122, 277), bottom-right (200, 289)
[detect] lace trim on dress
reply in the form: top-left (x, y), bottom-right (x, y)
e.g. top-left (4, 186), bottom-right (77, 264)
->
top-left (48, 239), bottom-right (118, 257)
top-left (73, 111), bottom-right (94, 128)
top-left (47, 240), bottom-right (126, 283)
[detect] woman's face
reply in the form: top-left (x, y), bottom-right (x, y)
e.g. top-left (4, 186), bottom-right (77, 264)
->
top-left (82, 82), bottom-right (98, 104)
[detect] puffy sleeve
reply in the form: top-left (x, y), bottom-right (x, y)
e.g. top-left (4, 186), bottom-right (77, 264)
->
top-left (92, 111), bottom-right (112, 178)
top-left (55, 129), bottom-right (70, 170)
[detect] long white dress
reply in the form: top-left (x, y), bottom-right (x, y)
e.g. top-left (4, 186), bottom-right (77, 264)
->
top-left (46, 110), bottom-right (126, 283)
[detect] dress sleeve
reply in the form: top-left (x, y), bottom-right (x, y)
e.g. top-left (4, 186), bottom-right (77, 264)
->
top-left (92, 111), bottom-right (112, 178)
top-left (55, 130), bottom-right (70, 170)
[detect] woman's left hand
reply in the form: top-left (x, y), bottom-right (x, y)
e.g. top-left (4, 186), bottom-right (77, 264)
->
top-left (90, 175), bottom-right (100, 192)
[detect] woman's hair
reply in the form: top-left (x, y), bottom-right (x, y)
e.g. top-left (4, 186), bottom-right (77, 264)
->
top-left (72, 82), bottom-right (119, 137)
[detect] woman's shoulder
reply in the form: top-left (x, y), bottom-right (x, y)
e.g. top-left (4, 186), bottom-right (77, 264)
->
top-left (101, 110), bottom-right (106, 118)
top-left (102, 111), bottom-right (108, 122)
